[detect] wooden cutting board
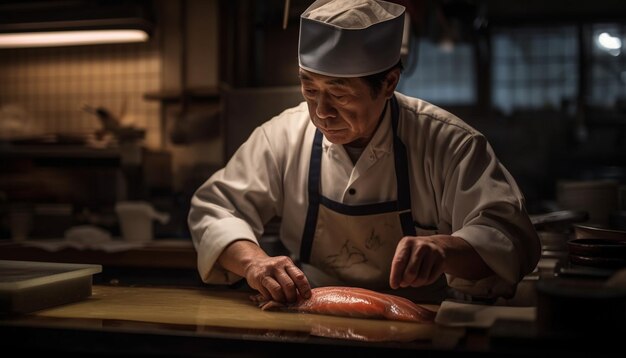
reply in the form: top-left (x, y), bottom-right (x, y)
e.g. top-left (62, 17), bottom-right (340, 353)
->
top-left (32, 285), bottom-right (438, 342)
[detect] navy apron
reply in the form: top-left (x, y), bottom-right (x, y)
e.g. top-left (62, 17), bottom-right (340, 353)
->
top-left (298, 95), bottom-right (447, 301)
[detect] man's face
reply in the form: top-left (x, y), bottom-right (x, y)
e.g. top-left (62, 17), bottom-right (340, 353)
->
top-left (298, 68), bottom-right (391, 147)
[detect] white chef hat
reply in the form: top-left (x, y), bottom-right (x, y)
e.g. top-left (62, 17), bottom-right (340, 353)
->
top-left (298, 0), bottom-right (406, 78)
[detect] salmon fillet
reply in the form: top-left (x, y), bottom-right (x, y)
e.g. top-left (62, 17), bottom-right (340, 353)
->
top-left (251, 286), bottom-right (436, 323)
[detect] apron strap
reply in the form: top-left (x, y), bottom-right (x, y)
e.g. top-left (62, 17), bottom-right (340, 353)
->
top-left (390, 96), bottom-right (417, 237)
top-left (299, 129), bottom-right (324, 263)
top-left (299, 94), bottom-right (416, 263)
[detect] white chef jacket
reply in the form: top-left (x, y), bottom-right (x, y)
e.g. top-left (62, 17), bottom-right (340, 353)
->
top-left (188, 91), bottom-right (541, 298)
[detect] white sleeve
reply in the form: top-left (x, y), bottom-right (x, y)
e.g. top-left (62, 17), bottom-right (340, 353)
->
top-left (188, 125), bottom-right (283, 284)
top-left (443, 135), bottom-right (541, 298)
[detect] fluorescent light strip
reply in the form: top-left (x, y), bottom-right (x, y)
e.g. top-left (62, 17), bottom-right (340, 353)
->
top-left (0, 29), bottom-right (148, 48)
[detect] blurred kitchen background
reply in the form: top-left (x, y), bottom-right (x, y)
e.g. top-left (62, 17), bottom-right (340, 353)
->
top-left (1, 0), bottom-right (626, 277)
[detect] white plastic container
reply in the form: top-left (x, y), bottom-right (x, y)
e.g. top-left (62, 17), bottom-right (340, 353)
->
top-left (115, 201), bottom-right (170, 243)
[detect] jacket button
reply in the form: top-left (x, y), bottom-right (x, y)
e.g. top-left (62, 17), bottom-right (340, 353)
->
top-left (348, 188), bottom-right (356, 195)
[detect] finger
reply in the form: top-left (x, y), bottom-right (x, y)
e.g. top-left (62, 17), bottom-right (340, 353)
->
top-left (285, 265), bottom-right (312, 299)
top-left (402, 246), bottom-right (428, 288)
top-left (274, 269), bottom-right (298, 303)
top-left (254, 282), bottom-right (272, 301)
top-left (261, 276), bottom-right (286, 302)
top-left (390, 239), bottom-right (411, 289)
top-left (249, 293), bottom-right (265, 303)
top-left (423, 259), bottom-right (445, 286)
top-left (411, 246), bottom-right (446, 287)
top-left (400, 243), bottom-right (425, 287)
top-left (399, 251), bottom-right (421, 287)
top-left (411, 249), bottom-right (436, 287)
top-left (246, 267), bottom-right (272, 301)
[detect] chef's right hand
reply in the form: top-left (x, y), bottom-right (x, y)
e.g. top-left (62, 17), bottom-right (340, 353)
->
top-left (217, 240), bottom-right (311, 303)
top-left (243, 255), bottom-right (312, 303)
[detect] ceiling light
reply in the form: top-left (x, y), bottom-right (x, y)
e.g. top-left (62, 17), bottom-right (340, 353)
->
top-left (0, 29), bottom-right (148, 48)
top-left (0, 0), bottom-right (153, 48)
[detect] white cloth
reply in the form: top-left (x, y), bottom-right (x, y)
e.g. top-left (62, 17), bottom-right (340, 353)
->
top-left (22, 225), bottom-right (145, 252)
top-left (306, 0), bottom-right (396, 29)
top-left (188, 92), bottom-right (541, 298)
top-left (298, 0), bottom-right (405, 77)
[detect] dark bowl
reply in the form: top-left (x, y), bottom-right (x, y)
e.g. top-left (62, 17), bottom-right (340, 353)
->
top-left (569, 254), bottom-right (626, 269)
top-left (568, 238), bottom-right (626, 269)
top-left (573, 224), bottom-right (626, 241)
top-left (568, 238), bottom-right (626, 258)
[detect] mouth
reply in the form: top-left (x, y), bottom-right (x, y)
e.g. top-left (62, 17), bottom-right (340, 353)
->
top-left (316, 125), bottom-right (347, 134)
top-left (322, 128), bottom-right (346, 134)
top-left (312, 117), bottom-right (348, 135)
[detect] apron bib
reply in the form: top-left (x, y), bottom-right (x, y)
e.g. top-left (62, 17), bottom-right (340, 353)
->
top-left (299, 95), bottom-right (448, 302)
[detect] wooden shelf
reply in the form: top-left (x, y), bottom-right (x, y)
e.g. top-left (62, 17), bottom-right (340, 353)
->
top-left (0, 240), bottom-right (197, 270)
top-left (0, 144), bottom-right (120, 159)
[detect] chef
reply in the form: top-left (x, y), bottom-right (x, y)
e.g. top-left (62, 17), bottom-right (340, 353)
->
top-left (188, 0), bottom-right (540, 304)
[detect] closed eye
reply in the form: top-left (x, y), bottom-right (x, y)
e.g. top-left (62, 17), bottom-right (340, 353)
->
top-left (331, 93), bottom-right (349, 104)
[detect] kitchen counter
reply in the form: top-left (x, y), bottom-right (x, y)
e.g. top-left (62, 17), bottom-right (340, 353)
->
top-left (2, 243), bottom-right (624, 357)
top-left (1, 282), bottom-right (622, 357)
top-left (0, 284), bottom-right (464, 357)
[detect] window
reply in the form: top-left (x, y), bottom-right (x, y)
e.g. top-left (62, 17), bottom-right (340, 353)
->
top-left (491, 26), bottom-right (578, 115)
top-left (397, 38), bottom-right (476, 105)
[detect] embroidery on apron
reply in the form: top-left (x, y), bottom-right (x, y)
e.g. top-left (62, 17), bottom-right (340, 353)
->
top-left (365, 228), bottom-right (383, 251)
top-left (324, 239), bottom-right (368, 271)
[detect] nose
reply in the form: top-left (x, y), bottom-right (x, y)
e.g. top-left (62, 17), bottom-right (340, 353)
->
top-left (315, 93), bottom-right (336, 120)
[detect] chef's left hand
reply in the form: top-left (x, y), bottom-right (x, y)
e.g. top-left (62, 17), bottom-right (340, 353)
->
top-left (389, 235), bottom-right (447, 289)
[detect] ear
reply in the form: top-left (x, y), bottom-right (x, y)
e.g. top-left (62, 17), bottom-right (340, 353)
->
top-left (383, 69), bottom-right (401, 99)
